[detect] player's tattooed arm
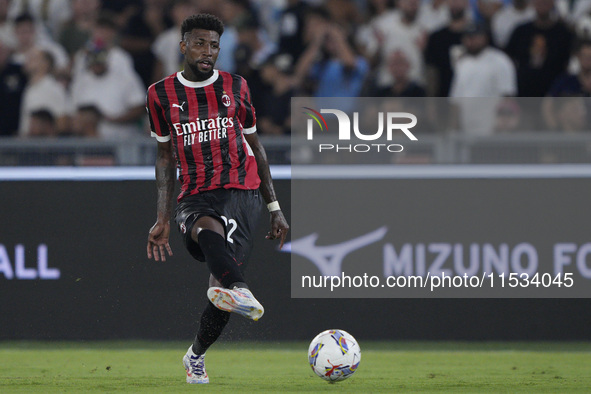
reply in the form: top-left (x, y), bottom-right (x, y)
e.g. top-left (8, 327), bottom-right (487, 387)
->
top-left (244, 132), bottom-right (290, 249)
top-left (147, 141), bottom-right (175, 261)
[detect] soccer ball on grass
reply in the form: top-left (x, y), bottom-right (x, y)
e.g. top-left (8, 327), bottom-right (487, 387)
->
top-left (308, 329), bottom-right (361, 382)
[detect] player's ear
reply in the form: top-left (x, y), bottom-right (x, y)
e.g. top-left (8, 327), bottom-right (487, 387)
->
top-left (180, 38), bottom-right (186, 55)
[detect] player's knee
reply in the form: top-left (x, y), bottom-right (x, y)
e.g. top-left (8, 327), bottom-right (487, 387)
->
top-left (192, 216), bottom-right (225, 243)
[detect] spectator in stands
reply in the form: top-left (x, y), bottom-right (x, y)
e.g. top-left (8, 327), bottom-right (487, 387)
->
top-left (235, 14), bottom-right (275, 70)
top-left (58, 0), bottom-right (101, 59)
top-left (542, 41), bottom-right (591, 129)
top-left (547, 40), bottom-right (591, 97)
top-left (0, 0), bottom-right (15, 47)
top-left (152, 0), bottom-right (196, 79)
top-left (505, 0), bottom-right (574, 96)
top-left (70, 105), bottom-right (101, 137)
top-left (450, 22), bottom-right (517, 135)
top-left (19, 48), bottom-right (68, 136)
top-left (555, 0), bottom-right (591, 25)
top-left (119, 0), bottom-right (171, 87)
top-left (28, 109), bottom-right (56, 137)
top-left (71, 13), bottom-right (133, 80)
top-left (553, 96), bottom-right (588, 132)
top-left (564, 16), bottom-right (591, 75)
top-left (232, 19), bottom-right (267, 111)
top-left (217, 0), bottom-right (262, 74)
top-left (356, 0), bottom-right (394, 59)
top-left (277, 0), bottom-right (308, 66)
top-left (324, 0), bottom-right (359, 34)
top-left (70, 40), bottom-right (145, 139)
top-left (366, 0), bottom-right (427, 90)
top-left (100, 0), bottom-right (142, 29)
top-left (258, 55), bottom-right (293, 135)
top-left (11, 13), bottom-right (69, 72)
top-left (231, 12), bottom-right (280, 115)
top-left (234, 44), bottom-right (265, 111)
top-left (0, 39), bottom-right (26, 136)
top-left (293, 8), bottom-right (368, 111)
top-left (418, 0), bottom-right (450, 33)
top-left (491, 0), bottom-right (535, 48)
top-left (373, 50), bottom-right (426, 97)
top-left (451, 23), bottom-right (517, 98)
top-left (250, 0), bottom-right (286, 45)
top-left (473, 0), bottom-right (505, 28)
top-left (424, 0), bottom-right (471, 97)
top-left (8, 0), bottom-right (71, 37)
top-left (494, 98), bottom-right (523, 132)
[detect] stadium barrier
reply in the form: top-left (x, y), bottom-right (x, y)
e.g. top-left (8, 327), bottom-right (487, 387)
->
top-left (0, 166), bottom-right (590, 341)
top-left (3, 132), bottom-right (591, 166)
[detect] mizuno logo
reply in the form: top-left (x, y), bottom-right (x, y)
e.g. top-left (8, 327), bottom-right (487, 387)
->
top-left (281, 227), bottom-right (388, 276)
top-left (173, 102), bottom-right (186, 111)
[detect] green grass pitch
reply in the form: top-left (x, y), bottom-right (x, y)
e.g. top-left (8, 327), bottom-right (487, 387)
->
top-left (1, 341), bottom-right (591, 393)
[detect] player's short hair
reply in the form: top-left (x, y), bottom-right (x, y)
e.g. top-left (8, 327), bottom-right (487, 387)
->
top-left (181, 14), bottom-right (224, 40)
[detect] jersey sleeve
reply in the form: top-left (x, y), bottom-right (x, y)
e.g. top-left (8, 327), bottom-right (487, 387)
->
top-left (238, 77), bottom-right (257, 134)
top-left (146, 84), bottom-right (171, 142)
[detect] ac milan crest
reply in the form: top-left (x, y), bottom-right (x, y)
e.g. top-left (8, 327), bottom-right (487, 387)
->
top-left (221, 93), bottom-right (231, 107)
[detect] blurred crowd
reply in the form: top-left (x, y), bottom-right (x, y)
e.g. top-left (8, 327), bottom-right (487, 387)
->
top-left (0, 0), bottom-right (590, 140)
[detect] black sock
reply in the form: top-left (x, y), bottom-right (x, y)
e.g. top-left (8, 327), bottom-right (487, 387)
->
top-left (192, 302), bottom-right (230, 355)
top-left (198, 230), bottom-right (246, 288)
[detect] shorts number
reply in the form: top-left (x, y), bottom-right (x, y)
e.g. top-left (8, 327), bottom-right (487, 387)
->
top-left (220, 216), bottom-right (237, 244)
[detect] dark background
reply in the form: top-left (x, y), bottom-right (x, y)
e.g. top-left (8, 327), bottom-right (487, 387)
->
top-left (0, 179), bottom-right (590, 341)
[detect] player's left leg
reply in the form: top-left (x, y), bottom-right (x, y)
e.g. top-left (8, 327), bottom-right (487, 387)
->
top-left (184, 190), bottom-right (263, 383)
top-left (184, 274), bottom-right (228, 384)
top-left (194, 274), bottom-right (231, 354)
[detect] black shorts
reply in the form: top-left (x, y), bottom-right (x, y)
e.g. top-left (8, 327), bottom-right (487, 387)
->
top-left (174, 188), bottom-right (263, 265)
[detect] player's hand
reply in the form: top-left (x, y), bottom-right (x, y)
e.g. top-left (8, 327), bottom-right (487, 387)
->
top-left (147, 220), bottom-right (173, 261)
top-left (266, 211), bottom-right (289, 250)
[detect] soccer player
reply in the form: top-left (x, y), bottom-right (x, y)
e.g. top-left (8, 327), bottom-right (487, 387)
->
top-left (145, 13), bottom-right (289, 384)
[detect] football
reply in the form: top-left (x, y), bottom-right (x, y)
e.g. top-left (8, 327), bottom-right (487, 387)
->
top-left (308, 329), bottom-right (361, 382)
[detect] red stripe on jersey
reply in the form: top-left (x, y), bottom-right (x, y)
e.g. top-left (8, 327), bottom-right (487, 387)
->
top-left (243, 139), bottom-right (260, 190)
top-left (147, 87), bottom-right (166, 137)
top-left (238, 77), bottom-right (256, 128)
top-left (238, 80), bottom-right (247, 129)
top-left (204, 84), bottom-right (223, 188)
top-left (238, 77), bottom-right (260, 190)
top-left (163, 77), bottom-right (188, 197)
top-left (183, 83), bottom-right (204, 197)
top-left (223, 74), bottom-right (240, 185)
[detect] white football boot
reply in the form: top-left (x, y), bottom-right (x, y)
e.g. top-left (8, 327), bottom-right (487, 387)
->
top-left (183, 347), bottom-right (209, 384)
top-left (207, 286), bottom-right (264, 321)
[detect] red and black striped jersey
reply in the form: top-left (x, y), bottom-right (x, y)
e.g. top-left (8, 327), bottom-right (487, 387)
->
top-left (147, 70), bottom-right (260, 201)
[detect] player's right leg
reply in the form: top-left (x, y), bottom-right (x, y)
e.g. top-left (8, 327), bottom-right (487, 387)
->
top-left (192, 216), bottom-right (264, 320)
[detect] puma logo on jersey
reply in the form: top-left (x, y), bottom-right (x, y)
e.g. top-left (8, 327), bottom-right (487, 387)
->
top-left (172, 102), bottom-right (186, 111)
